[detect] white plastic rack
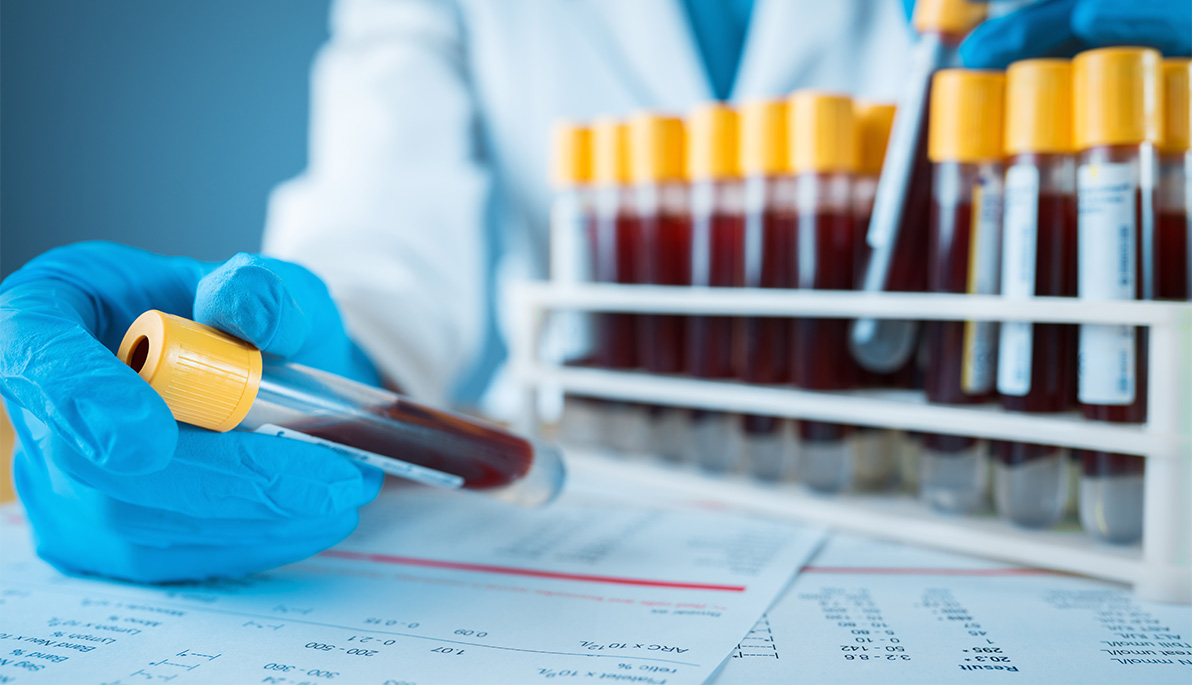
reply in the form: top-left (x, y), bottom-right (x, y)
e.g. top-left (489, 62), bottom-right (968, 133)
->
top-left (509, 282), bottom-right (1192, 603)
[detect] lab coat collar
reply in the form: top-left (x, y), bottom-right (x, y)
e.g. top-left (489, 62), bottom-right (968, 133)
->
top-left (577, 0), bottom-right (712, 109)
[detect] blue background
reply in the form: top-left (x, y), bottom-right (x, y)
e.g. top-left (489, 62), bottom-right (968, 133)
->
top-left (1, 0), bottom-right (331, 278)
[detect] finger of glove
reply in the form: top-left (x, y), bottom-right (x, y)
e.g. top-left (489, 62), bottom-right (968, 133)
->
top-left (48, 425), bottom-right (384, 520)
top-left (1072, 0), bottom-right (1192, 56)
top-left (195, 253), bottom-right (333, 360)
top-left (0, 283), bottom-right (177, 475)
top-left (193, 253), bottom-right (381, 382)
top-left (960, 0), bottom-right (1080, 69)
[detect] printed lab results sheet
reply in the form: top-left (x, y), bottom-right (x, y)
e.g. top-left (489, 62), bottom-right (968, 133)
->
top-left (0, 481), bottom-right (826, 684)
top-left (715, 534), bottom-right (1192, 684)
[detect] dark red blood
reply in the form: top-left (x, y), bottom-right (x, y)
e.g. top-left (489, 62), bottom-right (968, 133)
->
top-left (1002, 192), bottom-right (1079, 413)
top-left (924, 197), bottom-right (992, 405)
top-left (591, 211), bottom-right (642, 369)
top-left (298, 401), bottom-right (533, 491)
top-left (736, 206), bottom-right (796, 384)
top-left (1155, 211), bottom-right (1189, 301)
top-left (638, 211), bottom-right (693, 373)
top-left (1077, 450), bottom-right (1145, 478)
top-left (687, 211), bottom-right (745, 379)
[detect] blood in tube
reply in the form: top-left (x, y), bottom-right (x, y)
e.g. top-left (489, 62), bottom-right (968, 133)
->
top-left (591, 119), bottom-right (640, 370)
top-left (994, 63), bottom-right (1079, 529)
top-left (786, 92), bottom-right (860, 493)
top-left (1155, 210), bottom-right (1189, 300)
top-left (686, 103), bottom-right (744, 472)
top-left (920, 69), bottom-right (1005, 515)
top-left (298, 401), bottom-right (534, 490)
top-left (688, 206), bottom-right (745, 379)
top-left (735, 100), bottom-right (796, 480)
top-left (1073, 47), bottom-right (1165, 546)
top-left (631, 114), bottom-right (691, 374)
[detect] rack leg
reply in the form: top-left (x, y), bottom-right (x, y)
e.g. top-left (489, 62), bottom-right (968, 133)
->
top-left (1137, 320), bottom-right (1192, 603)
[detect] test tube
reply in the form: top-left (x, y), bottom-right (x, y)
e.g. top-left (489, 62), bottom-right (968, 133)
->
top-left (921, 69), bottom-right (1006, 514)
top-left (547, 123), bottom-right (604, 447)
top-left (119, 311), bottom-right (565, 507)
top-left (852, 102), bottom-right (907, 492)
top-left (591, 119), bottom-right (649, 453)
top-left (736, 99), bottom-right (797, 481)
top-left (993, 60), bottom-right (1078, 529)
top-left (628, 114), bottom-right (691, 460)
top-left (787, 91), bottom-right (861, 493)
top-left (851, 0), bottom-right (987, 374)
top-left (1156, 59), bottom-right (1190, 301)
top-left (1073, 47), bottom-right (1164, 545)
top-left (686, 103), bottom-right (744, 472)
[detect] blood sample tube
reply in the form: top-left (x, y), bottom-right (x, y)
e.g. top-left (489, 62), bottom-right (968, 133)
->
top-left (592, 119), bottom-right (649, 453)
top-left (787, 91), bottom-right (861, 493)
top-left (994, 59), bottom-right (1078, 529)
top-left (686, 103), bottom-right (744, 472)
top-left (1156, 59), bottom-right (1190, 301)
top-left (547, 122), bottom-right (603, 447)
top-left (851, 0), bottom-right (986, 374)
top-left (736, 99), bottom-right (797, 480)
top-left (1073, 47), bottom-right (1164, 545)
top-left (630, 114), bottom-right (691, 373)
top-left (852, 102), bottom-right (906, 491)
top-left (119, 311), bottom-right (565, 506)
top-left (922, 69), bottom-right (1005, 514)
top-left (628, 114), bottom-right (690, 460)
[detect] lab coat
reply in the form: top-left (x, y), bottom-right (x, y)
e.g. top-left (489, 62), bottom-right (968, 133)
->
top-left (263, 0), bottom-right (912, 412)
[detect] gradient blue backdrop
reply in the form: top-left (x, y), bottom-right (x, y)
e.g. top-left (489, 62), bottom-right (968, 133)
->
top-left (1, 0), bottom-right (331, 278)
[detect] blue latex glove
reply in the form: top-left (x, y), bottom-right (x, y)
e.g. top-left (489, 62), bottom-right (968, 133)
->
top-left (0, 242), bottom-right (384, 582)
top-left (960, 0), bottom-right (1191, 69)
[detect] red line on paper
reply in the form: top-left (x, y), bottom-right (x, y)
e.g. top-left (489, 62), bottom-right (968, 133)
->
top-left (320, 550), bottom-right (748, 592)
top-left (799, 566), bottom-right (1060, 576)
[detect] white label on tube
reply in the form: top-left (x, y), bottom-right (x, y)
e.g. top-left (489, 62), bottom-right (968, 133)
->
top-left (1076, 162), bottom-right (1136, 405)
top-left (997, 164), bottom-right (1039, 396)
top-left (546, 195), bottom-right (594, 362)
top-left (254, 423), bottom-right (465, 489)
top-left (961, 179), bottom-right (1003, 395)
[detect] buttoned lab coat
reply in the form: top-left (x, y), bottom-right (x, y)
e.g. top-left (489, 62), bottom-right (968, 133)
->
top-left (263, 0), bottom-right (912, 413)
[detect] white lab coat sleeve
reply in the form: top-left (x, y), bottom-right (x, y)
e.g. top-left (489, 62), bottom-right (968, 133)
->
top-left (263, 0), bottom-right (489, 405)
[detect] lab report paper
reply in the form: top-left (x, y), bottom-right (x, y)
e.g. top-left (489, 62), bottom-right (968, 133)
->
top-left (715, 534), bottom-right (1192, 684)
top-left (0, 484), bottom-right (825, 684)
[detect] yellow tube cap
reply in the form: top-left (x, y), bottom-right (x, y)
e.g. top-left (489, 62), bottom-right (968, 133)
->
top-left (789, 91), bottom-right (857, 174)
top-left (687, 103), bottom-right (740, 180)
top-left (629, 113), bottom-right (686, 183)
top-left (550, 122), bottom-right (592, 187)
top-left (739, 99), bottom-right (789, 176)
top-left (1161, 58), bottom-right (1190, 154)
top-left (928, 69), bottom-right (1005, 163)
top-left (1004, 59), bottom-right (1073, 155)
top-left (1073, 47), bottom-right (1164, 149)
top-left (913, 0), bottom-right (987, 37)
top-left (855, 101), bottom-right (896, 176)
top-left (592, 118), bottom-right (630, 185)
top-left (117, 310), bottom-right (262, 433)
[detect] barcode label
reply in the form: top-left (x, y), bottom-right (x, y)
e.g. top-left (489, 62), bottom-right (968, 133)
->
top-left (1076, 162), bottom-right (1137, 405)
top-left (997, 164), bottom-right (1040, 396)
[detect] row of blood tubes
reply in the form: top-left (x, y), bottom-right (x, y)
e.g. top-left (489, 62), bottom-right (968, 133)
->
top-left (547, 47), bottom-right (1190, 547)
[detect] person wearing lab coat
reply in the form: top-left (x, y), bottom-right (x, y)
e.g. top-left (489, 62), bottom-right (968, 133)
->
top-left (2, 0), bottom-right (1188, 583)
top-left (263, 0), bottom-right (911, 414)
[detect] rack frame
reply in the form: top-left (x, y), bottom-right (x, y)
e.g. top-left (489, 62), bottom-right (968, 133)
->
top-left (510, 283), bottom-right (1191, 603)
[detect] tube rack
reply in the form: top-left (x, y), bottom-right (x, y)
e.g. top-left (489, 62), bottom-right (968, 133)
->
top-left (509, 283), bottom-right (1192, 603)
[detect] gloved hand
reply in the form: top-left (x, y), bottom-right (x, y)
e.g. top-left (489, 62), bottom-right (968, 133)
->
top-left (960, 0), bottom-right (1191, 69)
top-left (0, 242), bottom-right (384, 582)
